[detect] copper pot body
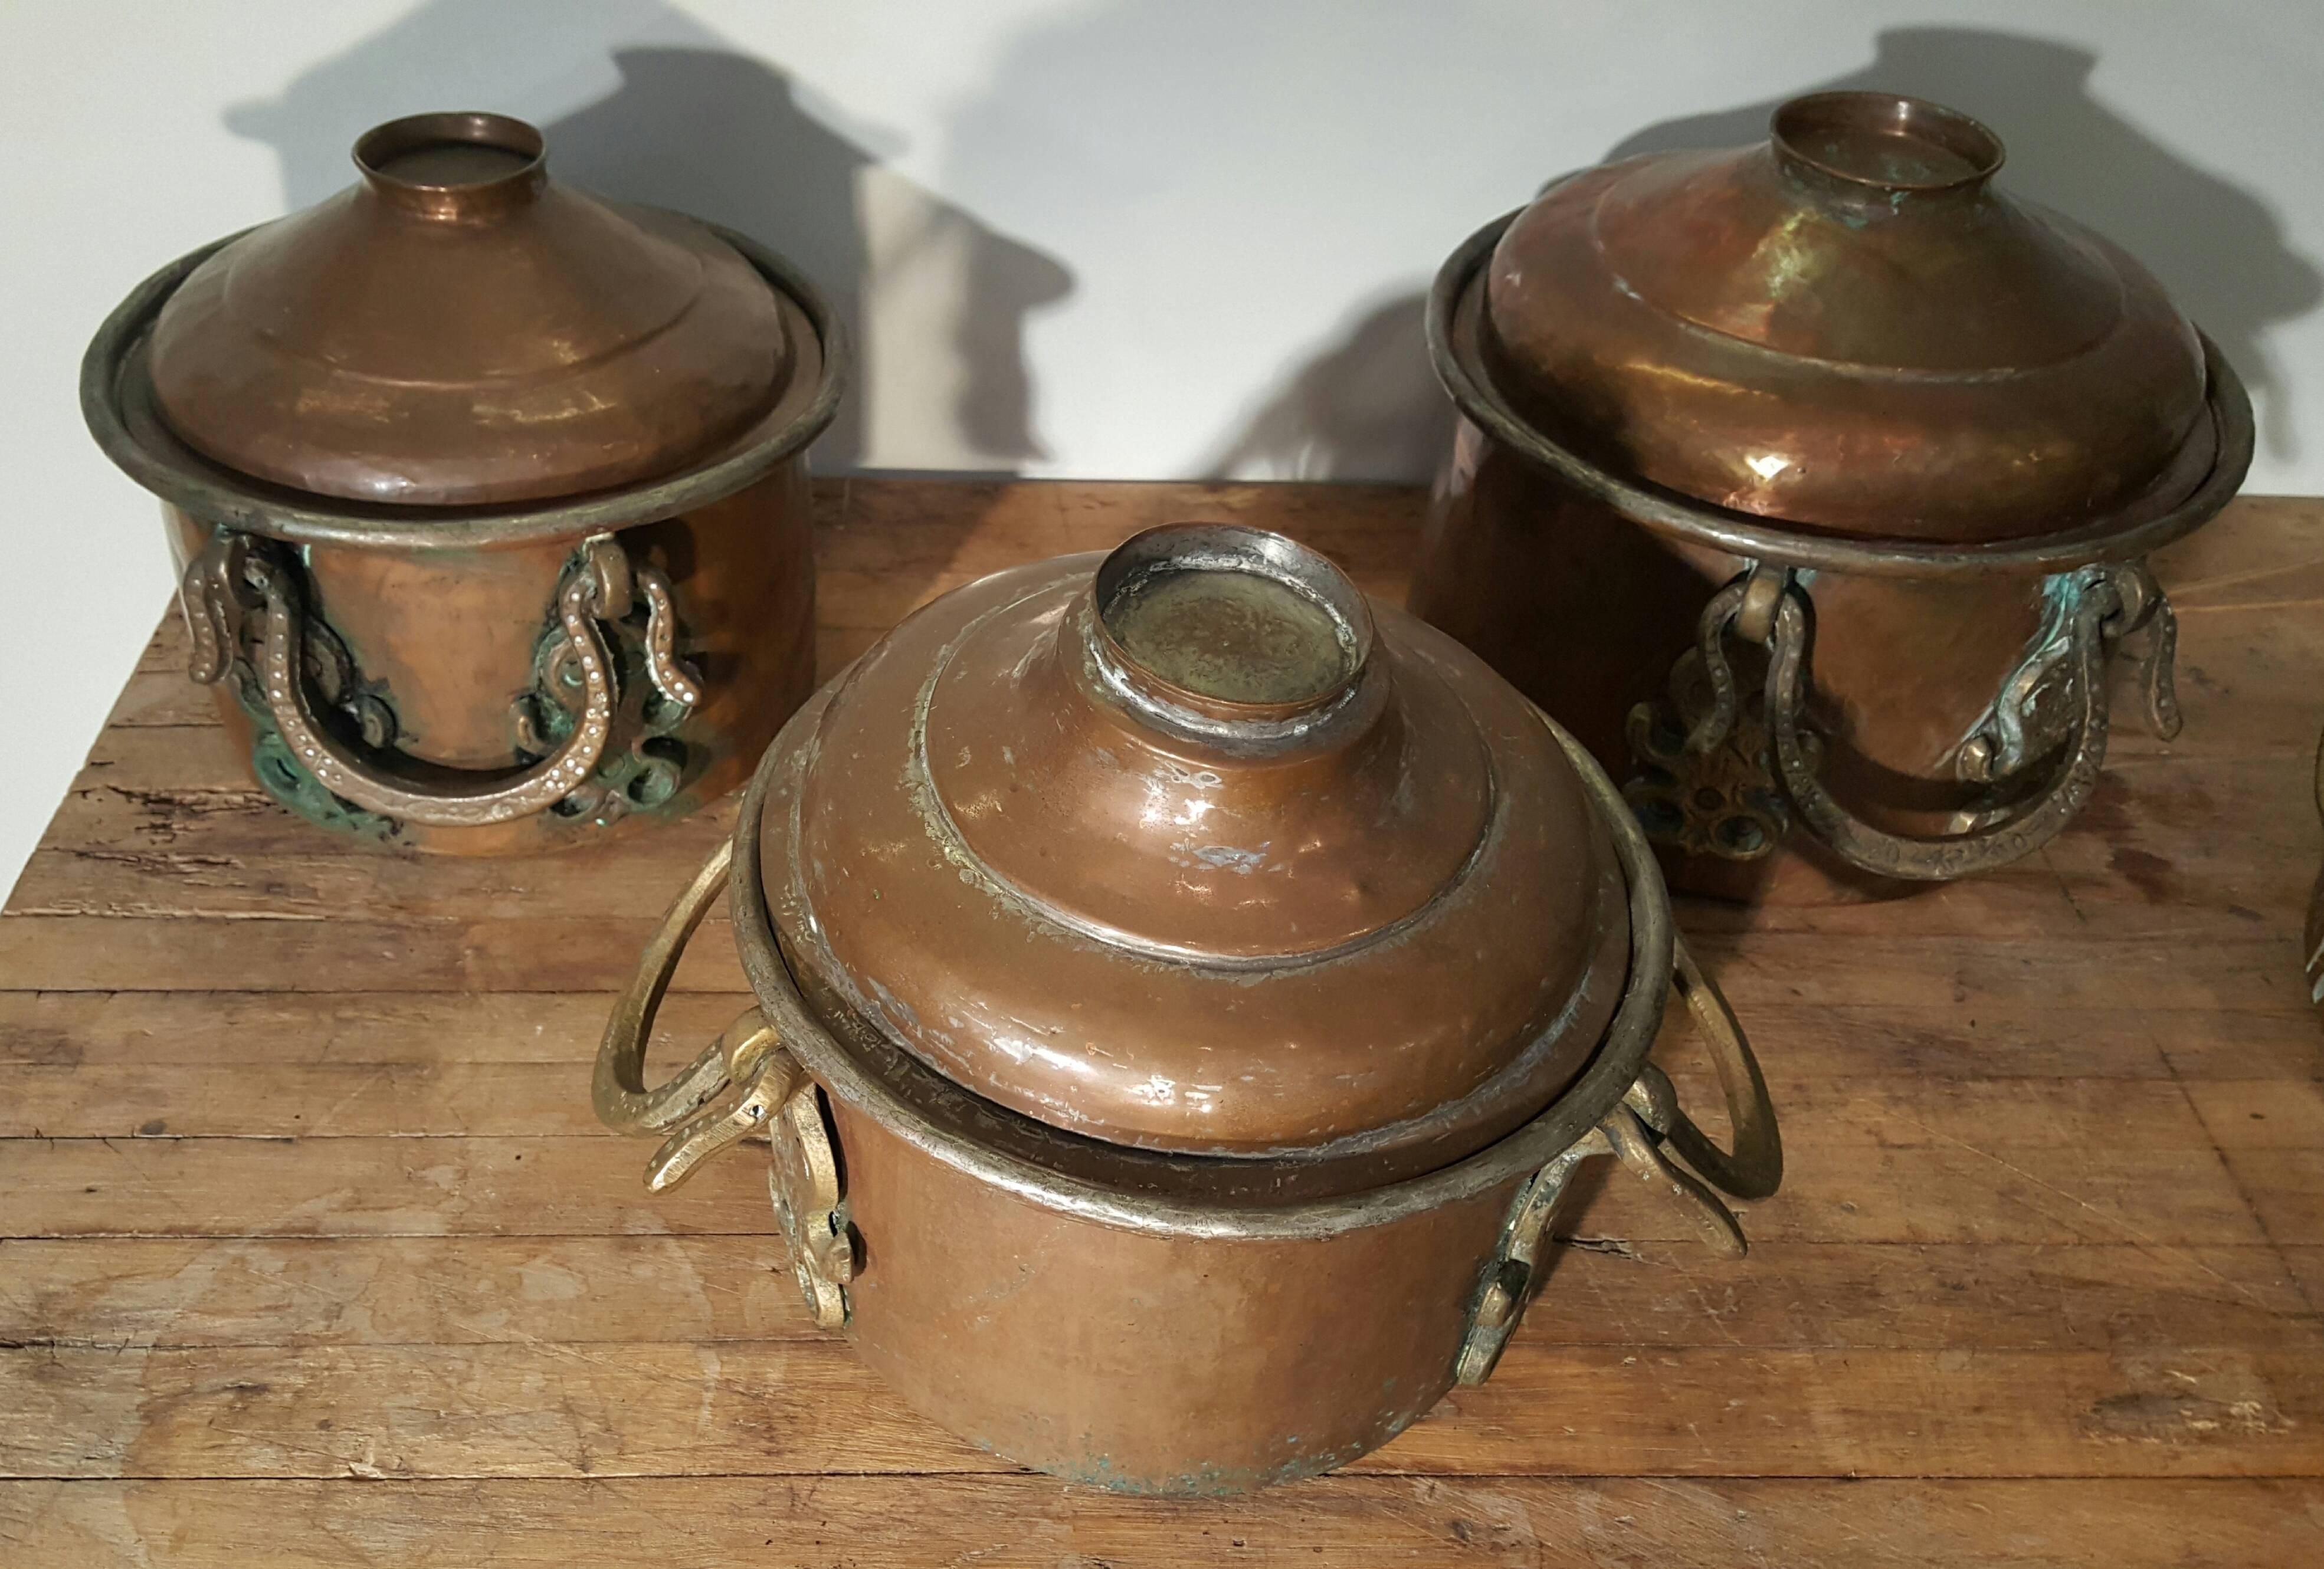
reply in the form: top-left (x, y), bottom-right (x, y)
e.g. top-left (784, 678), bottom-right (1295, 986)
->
top-left (159, 460), bottom-right (814, 855)
top-left (1413, 422), bottom-right (2046, 902)
top-left (830, 1092), bottom-right (1518, 1489)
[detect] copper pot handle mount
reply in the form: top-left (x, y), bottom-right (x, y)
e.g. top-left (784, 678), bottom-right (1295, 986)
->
top-left (591, 835), bottom-right (855, 1329)
top-left (1453, 926), bottom-right (1782, 1385)
top-left (179, 529), bottom-right (700, 828)
top-left (1646, 560), bottom-right (2178, 881)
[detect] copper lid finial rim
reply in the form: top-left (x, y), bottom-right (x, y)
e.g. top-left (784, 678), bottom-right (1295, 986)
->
top-left (352, 111), bottom-right (549, 216)
top-left (1085, 523), bottom-right (1382, 742)
top-left (1768, 91), bottom-right (2007, 195)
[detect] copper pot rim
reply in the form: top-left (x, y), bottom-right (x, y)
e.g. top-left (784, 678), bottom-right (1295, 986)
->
top-left (1427, 208), bottom-right (2255, 578)
top-left (727, 686), bottom-right (1678, 1243)
top-left (81, 216), bottom-right (845, 553)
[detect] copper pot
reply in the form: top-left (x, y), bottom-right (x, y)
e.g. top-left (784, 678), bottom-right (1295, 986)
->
top-left (1411, 93), bottom-right (2253, 901)
top-left (594, 522), bottom-right (1782, 1492)
top-left (82, 113), bottom-right (843, 855)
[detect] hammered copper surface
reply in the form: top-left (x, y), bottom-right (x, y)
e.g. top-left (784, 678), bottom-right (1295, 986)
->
top-left (1413, 427), bottom-right (2047, 902)
top-left (1482, 92), bottom-right (2211, 544)
top-left (832, 1095), bottom-right (1517, 1491)
top-left (159, 460), bottom-right (814, 856)
top-left (147, 112), bottom-right (791, 508)
top-left (777, 534), bottom-right (1628, 1158)
top-left (87, 112), bottom-right (842, 856)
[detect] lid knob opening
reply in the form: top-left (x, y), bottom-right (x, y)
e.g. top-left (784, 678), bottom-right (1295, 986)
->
top-left (354, 111), bottom-right (548, 218)
top-left (1087, 524), bottom-right (1377, 742)
top-left (1771, 91), bottom-right (2004, 195)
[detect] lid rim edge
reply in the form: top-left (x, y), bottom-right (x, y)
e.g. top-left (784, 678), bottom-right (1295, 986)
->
top-left (82, 215), bottom-right (848, 552)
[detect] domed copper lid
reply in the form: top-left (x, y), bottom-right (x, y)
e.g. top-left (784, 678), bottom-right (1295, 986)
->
top-left (1479, 92), bottom-right (2217, 544)
top-left (755, 524), bottom-right (1630, 1164)
top-left (145, 111), bottom-right (792, 507)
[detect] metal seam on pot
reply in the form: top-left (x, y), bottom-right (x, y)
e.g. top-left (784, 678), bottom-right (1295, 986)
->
top-left (1425, 209), bottom-right (2255, 578)
top-left (729, 690), bottom-right (1676, 1242)
top-left (81, 218), bottom-right (846, 552)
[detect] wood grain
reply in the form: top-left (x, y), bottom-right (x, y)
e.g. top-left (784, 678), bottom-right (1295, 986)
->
top-left (6, 1476), bottom-right (2320, 1569)
top-left (4, 481), bottom-right (2320, 1565)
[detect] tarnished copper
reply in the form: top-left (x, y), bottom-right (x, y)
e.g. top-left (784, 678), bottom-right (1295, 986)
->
top-left (84, 111), bottom-right (843, 854)
top-left (2307, 731), bottom-right (2324, 1028)
top-left (1411, 92), bottom-right (2253, 899)
top-left (595, 523), bottom-right (1782, 1492)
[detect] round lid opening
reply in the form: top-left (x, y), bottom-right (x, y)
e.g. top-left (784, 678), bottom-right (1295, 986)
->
top-left (1771, 91), bottom-right (2004, 192)
top-left (1093, 524), bottom-right (1372, 716)
top-left (356, 111), bottom-right (543, 186)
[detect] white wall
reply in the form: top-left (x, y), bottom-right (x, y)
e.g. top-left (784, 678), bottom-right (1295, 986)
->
top-left (4, 0), bottom-right (2319, 898)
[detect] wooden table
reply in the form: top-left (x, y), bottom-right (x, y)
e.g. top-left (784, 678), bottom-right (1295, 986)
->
top-left (4, 481), bottom-right (2320, 1567)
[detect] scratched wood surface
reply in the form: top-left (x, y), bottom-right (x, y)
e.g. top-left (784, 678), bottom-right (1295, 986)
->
top-left (2, 481), bottom-right (2320, 1567)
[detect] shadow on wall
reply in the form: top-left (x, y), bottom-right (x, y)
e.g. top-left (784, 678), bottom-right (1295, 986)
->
top-left (1611, 26), bottom-right (2322, 461)
top-left (1203, 293), bottom-right (1456, 483)
top-left (221, 0), bottom-right (1072, 473)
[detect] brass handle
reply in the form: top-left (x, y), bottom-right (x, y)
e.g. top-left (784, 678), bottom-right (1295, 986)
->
top-left (595, 836), bottom-right (854, 1328)
top-left (1456, 933), bottom-right (1781, 1384)
top-left (181, 529), bottom-right (699, 829)
top-left (1687, 560), bottom-right (2175, 882)
top-left (592, 837), bottom-right (799, 1189)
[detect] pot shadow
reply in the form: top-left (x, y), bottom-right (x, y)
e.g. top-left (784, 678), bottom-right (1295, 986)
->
top-left (1610, 25), bottom-right (2321, 461)
top-left (1201, 292), bottom-right (1455, 483)
top-left (218, 0), bottom-right (1074, 662)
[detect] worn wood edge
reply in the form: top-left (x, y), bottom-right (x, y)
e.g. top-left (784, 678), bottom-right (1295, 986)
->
top-left (5, 1474), bottom-right (2319, 1568)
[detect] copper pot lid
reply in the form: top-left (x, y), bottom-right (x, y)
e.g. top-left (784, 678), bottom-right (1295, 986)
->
top-left (756, 524), bottom-right (1631, 1163)
top-left (144, 112), bottom-right (792, 507)
top-left (1477, 92), bottom-right (2217, 544)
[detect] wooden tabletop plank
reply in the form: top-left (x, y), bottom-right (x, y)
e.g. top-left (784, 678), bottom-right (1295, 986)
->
top-left (4, 1237), bottom-right (2313, 1355)
top-left (8, 1340), bottom-right (2322, 1482)
top-left (0, 1132), bottom-right (2273, 1248)
top-left (5, 1475), bottom-right (2319, 1569)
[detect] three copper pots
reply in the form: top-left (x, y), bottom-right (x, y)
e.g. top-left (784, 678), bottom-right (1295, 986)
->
top-left (1410, 91), bottom-right (2254, 901)
top-left (74, 89), bottom-right (2254, 1495)
top-left (82, 113), bottom-right (843, 855)
top-left (595, 524), bottom-right (1782, 1492)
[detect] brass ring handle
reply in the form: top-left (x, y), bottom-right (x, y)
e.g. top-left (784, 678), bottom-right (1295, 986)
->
top-left (1659, 936), bottom-right (1782, 1200)
top-left (1457, 923), bottom-right (1782, 1383)
top-left (589, 835), bottom-right (804, 1193)
top-left (1739, 560), bottom-right (2173, 881)
top-left (180, 529), bottom-right (696, 828)
top-left (593, 835), bottom-right (743, 1138)
top-left (1601, 931), bottom-right (1781, 1259)
top-left (595, 833), bottom-right (852, 1327)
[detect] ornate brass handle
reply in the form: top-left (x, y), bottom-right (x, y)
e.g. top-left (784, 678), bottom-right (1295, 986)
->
top-left (179, 529), bottom-right (700, 829)
top-left (593, 836), bottom-right (854, 1328)
top-left (1643, 560), bottom-right (2177, 882)
top-left (1455, 931), bottom-right (1782, 1385)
